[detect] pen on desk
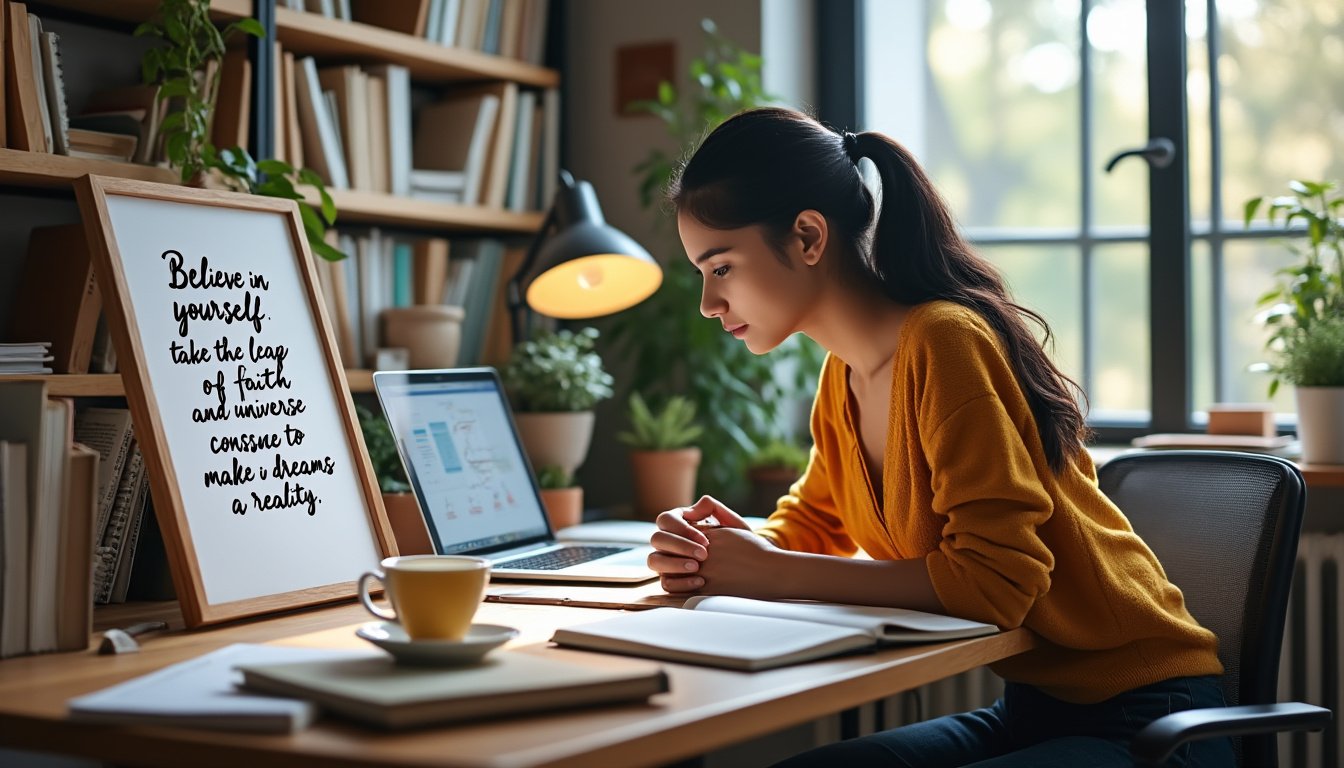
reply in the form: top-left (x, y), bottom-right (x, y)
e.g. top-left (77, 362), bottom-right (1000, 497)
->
top-left (98, 620), bottom-right (168, 655)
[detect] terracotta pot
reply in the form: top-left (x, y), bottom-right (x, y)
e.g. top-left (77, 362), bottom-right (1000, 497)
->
top-left (629, 447), bottom-right (701, 520)
top-left (381, 305), bottom-right (465, 369)
top-left (747, 465), bottom-right (799, 517)
top-left (381, 492), bottom-right (432, 555)
top-left (513, 411), bottom-right (595, 478)
top-left (538, 486), bottom-right (583, 531)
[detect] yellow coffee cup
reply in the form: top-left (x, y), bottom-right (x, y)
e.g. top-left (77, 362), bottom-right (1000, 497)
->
top-left (357, 555), bottom-right (491, 641)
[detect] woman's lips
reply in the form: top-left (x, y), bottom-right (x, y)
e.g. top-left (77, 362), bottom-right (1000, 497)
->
top-left (726, 323), bottom-right (748, 338)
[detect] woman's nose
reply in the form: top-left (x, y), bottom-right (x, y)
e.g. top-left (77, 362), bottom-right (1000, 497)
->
top-left (699, 284), bottom-right (724, 319)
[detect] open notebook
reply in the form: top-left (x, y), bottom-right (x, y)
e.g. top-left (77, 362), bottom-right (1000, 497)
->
top-left (550, 596), bottom-right (999, 671)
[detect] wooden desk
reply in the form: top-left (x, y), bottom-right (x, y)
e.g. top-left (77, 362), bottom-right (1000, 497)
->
top-left (0, 600), bottom-right (1034, 768)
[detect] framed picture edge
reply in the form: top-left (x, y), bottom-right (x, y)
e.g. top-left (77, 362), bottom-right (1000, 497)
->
top-left (74, 173), bottom-right (398, 627)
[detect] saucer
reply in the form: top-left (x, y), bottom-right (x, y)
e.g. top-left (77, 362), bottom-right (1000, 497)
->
top-left (355, 622), bottom-right (519, 666)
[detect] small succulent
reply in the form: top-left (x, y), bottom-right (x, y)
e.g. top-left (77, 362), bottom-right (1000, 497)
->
top-left (618, 393), bottom-right (704, 451)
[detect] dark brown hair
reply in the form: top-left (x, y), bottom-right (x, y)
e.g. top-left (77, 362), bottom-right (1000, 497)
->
top-left (670, 107), bottom-right (1088, 472)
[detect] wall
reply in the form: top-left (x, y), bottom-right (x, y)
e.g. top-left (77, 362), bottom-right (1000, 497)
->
top-left (564, 0), bottom-right (815, 511)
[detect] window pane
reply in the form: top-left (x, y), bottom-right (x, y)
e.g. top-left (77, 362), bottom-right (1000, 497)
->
top-left (1089, 0), bottom-right (1150, 228)
top-left (922, 0), bottom-right (1081, 229)
top-left (1191, 239), bottom-right (1215, 412)
top-left (1217, 0), bottom-right (1344, 224)
top-left (1091, 244), bottom-right (1149, 420)
top-left (1186, 0), bottom-right (1212, 226)
top-left (979, 244), bottom-right (1083, 386)
top-left (1221, 239), bottom-right (1297, 412)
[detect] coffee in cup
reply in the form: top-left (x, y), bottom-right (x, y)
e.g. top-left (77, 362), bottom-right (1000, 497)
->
top-left (357, 555), bottom-right (491, 641)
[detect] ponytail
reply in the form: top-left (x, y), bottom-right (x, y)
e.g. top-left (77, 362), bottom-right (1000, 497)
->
top-left (674, 108), bottom-right (1090, 472)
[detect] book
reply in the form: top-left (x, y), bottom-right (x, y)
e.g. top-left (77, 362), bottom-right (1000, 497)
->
top-left (66, 127), bottom-right (138, 161)
top-left (4, 2), bottom-right (46, 151)
top-left (351, 0), bottom-right (431, 36)
top-left (294, 56), bottom-right (349, 189)
top-left (8, 224), bottom-right (102, 374)
top-left (55, 442), bottom-right (97, 653)
top-left (67, 643), bottom-right (361, 732)
top-left (550, 597), bottom-right (1000, 671)
top-left (72, 407), bottom-right (134, 559)
top-left (235, 649), bottom-right (669, 730)
top-left (0, 381), bottom-right (49, 658)
top-left (366, 64), bottom-right (410, 196)
top-left (0, 441), bottom-right (28, 658)
top-left (210, 48), bottom-right (251, 151)
top-left (29, 398), bottom-right (71, 653)
top-left (38, 29), bottom-right (68, 155)
top-left (26, 14), bottom-right (53, 153)
top-left (78, 84), bottom-right (163, 165)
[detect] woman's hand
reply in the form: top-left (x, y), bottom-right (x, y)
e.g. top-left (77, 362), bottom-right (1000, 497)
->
top-left (648, 495), bottom-right (752, 593)
top-left (648, 495), bottom-right (783, 595)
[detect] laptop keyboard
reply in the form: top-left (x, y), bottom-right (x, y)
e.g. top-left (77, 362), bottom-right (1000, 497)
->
top-left (499, 545), bottom-right (632, 570)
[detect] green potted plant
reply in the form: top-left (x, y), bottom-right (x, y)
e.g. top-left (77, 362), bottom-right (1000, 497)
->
top-left (745, 438), bottom-right (809, 517)
top-left (356, 405), bottom-right (430, 555)
top-left (138, 0), bottom-right (343, 262)
top-left (500, 327), bottom-right (614, 479)
top-left (1245, 179), bottom-right (1344, 462)
top-left (618, 393), bottom-right (704, 519)
top-left (535, 465), bottom-right (582, 531)
top-left (608, 18), bottom-right (824, 503)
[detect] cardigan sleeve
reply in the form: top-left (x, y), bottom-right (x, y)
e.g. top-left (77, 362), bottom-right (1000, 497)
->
top-left (756, 356), bottom-right (857, 556)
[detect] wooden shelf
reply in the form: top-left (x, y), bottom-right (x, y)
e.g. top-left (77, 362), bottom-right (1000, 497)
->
top-left (30, 0), bottom-right (250, 24)
top-left (0, 148), bottom-right (178, 189)
top-left (9, 370), bottom-right (375, 397)
top-left (274, 7), bottom-right (558, 88)
top-left (317, 188), bottom-right (545, 233)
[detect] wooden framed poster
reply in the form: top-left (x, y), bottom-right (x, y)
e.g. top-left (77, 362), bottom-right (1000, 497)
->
top-left (75, 175), bottom-right (397, 627)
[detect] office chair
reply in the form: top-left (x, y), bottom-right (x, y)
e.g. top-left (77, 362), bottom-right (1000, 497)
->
top-left (1097, 450), bottom-right (1332, 767)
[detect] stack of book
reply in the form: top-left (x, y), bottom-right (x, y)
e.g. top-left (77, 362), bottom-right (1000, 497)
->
top-left (0, 342), bottom-right (53, 374)
top-left (0, 381), bottom-right (99, 658)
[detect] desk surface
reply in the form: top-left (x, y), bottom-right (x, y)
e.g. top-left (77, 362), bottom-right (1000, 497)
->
top-left (0, 600), bottom-right (1034, 768)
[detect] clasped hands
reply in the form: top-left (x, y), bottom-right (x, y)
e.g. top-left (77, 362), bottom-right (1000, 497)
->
top-left (648, 495), bottom-right (782, 597)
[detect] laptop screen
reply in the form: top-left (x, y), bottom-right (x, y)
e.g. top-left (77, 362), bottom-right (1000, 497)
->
top-left (372, 369), bottom-right (552, 556)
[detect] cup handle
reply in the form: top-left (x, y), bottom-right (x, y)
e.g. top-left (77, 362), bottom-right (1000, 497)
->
top-left (358, 571), bottom-right (397, 621)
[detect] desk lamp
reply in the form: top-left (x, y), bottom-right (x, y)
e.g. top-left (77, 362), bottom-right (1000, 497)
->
top-left (507, 171), bottom-right (661, 342)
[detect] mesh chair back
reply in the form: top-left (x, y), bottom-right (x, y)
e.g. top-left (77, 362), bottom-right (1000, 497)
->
top-left (1097, 450), bottom-right (1305, 766)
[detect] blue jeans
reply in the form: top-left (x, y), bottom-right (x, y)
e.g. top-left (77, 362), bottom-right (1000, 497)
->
top-left (773, 675), bottom-right (1236, 767)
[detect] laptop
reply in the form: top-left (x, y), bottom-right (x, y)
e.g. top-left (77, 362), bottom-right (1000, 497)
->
top-left (372, 368), bottom-right (656, 583)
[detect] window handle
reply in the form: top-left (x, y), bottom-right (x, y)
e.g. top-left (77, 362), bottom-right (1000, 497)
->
top-left (1103, 138), bottom-right (1176, 172)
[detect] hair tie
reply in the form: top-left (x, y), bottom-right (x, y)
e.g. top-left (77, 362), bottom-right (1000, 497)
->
top-left (841, 131), bottom-right (862, 164)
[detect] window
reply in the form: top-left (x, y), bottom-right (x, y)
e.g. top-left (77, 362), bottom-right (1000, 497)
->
top-left (858, 0), bottom-right (1344, 434)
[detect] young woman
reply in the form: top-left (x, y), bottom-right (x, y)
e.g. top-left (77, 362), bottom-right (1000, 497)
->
top-left (648, 107), bottom-right (1233, 767)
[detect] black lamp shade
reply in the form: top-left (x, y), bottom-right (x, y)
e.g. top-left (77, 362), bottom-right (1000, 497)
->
top-left (515, 172), bottom-right (661, 321)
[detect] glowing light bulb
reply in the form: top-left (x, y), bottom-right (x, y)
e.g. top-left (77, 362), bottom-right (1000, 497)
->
top-left (578, 265), bottom-right (605, 290)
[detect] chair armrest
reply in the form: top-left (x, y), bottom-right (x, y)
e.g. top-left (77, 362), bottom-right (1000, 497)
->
top-left (1132, 702), bottom-right (1332, 765)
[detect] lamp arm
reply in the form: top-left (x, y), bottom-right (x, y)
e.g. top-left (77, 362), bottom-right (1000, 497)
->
top-left (509, 204), bottom-right (560, 345)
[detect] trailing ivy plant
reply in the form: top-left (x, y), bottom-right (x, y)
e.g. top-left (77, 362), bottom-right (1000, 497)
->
top-left (137, 0), bottom-right (343, 261)
top-left (608, 18), bottom-right (823, 499)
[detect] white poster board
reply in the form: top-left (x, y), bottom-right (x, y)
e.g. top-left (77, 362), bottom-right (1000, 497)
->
top-left (76, 176), bottom-right (396, 627)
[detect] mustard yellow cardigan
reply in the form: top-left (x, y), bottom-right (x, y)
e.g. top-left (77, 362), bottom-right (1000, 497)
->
top-left (757, 301), bottom-right (1222, 704)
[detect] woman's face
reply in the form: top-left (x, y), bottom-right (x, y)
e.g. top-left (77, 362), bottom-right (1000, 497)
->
top-left (677, 212), bottom-right (821, 355)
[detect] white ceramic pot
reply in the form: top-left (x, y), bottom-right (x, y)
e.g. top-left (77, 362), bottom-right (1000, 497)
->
top-left (1295, 386), bottom-right (1344, 464)
top-left (513, 411), bottom-right (596, 478)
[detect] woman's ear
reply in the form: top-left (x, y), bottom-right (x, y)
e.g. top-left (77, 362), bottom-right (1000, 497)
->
top-left (793, 210), bottom-right (827, 267)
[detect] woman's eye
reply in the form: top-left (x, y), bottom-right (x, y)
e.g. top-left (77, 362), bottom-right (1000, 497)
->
top-left (712, 265), bottom-right (731, 278)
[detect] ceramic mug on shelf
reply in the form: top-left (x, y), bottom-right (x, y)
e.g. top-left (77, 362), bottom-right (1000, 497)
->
top-left (357, 555), bottom-right (491, 641)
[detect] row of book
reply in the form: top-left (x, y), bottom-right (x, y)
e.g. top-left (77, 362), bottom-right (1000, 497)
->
top-left (0, 382), bottom-right (97, 658)
top-left (281, 49), bottom-right (558, 211)
top-left (314, 230), bottom-right (522, 369)
top-left (289, 0), bottom-right (552, 66)
top-left (1, 0), bottom-right (249, 162)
